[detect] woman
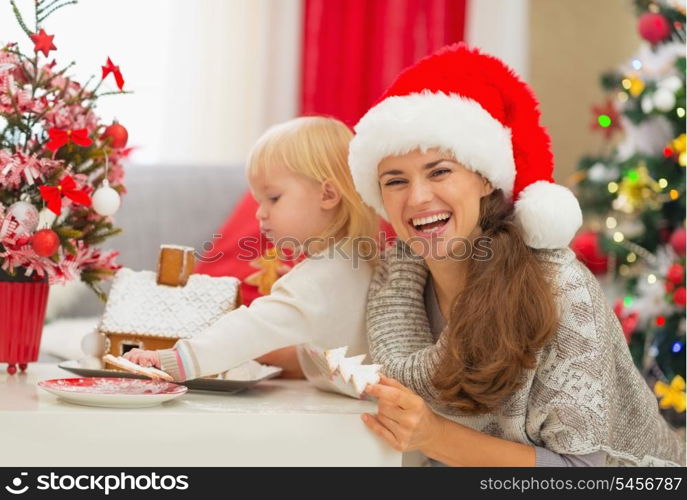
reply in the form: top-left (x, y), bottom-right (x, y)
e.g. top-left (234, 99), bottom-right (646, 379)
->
top-left (348, 43), bottom-right (684, 466)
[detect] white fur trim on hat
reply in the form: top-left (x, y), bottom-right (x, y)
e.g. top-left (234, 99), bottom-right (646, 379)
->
top-left (514, 181), bottom-right (583, 249)
top-left (349, 91), bottom-right (516, 220)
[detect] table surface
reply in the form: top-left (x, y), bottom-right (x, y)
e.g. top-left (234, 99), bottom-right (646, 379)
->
top-left (0, 363), bottom-right (404, 466)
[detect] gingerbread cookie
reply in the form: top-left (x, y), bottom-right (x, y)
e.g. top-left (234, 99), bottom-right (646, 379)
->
top-left (103, 354), bottom-right (174, 381)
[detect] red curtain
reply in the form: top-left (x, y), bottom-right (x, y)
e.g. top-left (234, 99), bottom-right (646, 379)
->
top-left (300, 0), bottom-right (467, 126)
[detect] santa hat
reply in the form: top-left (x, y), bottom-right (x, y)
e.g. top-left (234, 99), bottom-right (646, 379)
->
top-left (349, 43), bottom-right (582, 249)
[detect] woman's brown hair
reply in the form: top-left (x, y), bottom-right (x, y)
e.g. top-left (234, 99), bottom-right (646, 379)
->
top-left (432, 189), bottom-right (559, 414)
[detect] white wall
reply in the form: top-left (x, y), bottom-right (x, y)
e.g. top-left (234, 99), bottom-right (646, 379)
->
top-left (0, 0), bottom-right (302, 166)
top-left (2, 0), bottom-right (527, 167)
top-left (465, 0), bottom-right (530, 80)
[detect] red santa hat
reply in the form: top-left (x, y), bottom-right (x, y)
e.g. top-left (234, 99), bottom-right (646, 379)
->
top-left (349, 43), bottom-right (582, 249)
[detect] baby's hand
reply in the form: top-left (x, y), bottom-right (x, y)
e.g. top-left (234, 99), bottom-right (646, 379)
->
top-left (123, 348), bottom-right (161, 369)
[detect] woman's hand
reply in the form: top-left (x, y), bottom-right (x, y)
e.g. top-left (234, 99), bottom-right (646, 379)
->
top-left (123, 348), bottom-right (161, 369)
top-left (362, 375), bottom-right (443, 452)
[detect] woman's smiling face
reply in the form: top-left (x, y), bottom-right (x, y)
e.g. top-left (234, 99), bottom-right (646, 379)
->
top-left (378, 148), bottom-right (493, 259)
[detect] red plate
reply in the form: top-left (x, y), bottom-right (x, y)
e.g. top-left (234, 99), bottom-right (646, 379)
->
top-left (37, 377), bottom-right (188, 408)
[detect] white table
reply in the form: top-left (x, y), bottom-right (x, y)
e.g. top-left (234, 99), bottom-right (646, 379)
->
top-left (0, 363), bottom-right (403, 466)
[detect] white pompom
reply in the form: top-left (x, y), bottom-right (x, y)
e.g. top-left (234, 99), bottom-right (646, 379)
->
top-left (92, 180), bottom-right (121, 216)
top-left (514, 181), bottom-right (583, 249)
top-left (653, 88), bottom-right (676, 112)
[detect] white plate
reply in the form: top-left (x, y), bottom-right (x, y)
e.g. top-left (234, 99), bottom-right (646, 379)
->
top-left (38, 377), bottom-right (188, 408)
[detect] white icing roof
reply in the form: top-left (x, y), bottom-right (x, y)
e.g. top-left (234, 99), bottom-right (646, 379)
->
top-left (99, 268), bottom-right (240, 338)
top-left (159, 244), bottom-right (195, 251)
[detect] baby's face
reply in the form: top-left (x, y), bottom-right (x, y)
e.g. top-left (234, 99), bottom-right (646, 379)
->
top-left (249, 164), bottom-right (334, 252)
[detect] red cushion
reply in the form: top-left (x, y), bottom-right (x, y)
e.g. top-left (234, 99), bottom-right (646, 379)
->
top-left (194, 190), bottom-right (396, 305)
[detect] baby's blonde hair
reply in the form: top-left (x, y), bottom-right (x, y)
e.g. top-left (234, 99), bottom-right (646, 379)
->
top-left (246, 116), bottom-right (378, 259)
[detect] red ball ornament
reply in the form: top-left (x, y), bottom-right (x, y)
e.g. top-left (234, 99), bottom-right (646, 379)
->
top-left (667, 263), bottom-right (685, 285)
top-left (673, 286), bottom-right (686, 307)
top-left (571, 230), bottom-right (608, 274)
top-left (101, 121), bottom-right (128, 149)
top-left (31, 229), bottom-right (60, 257)
top-left (669, 227), bottom-right (686, 256)
top-left (638, 12), bottom-right (671, 43)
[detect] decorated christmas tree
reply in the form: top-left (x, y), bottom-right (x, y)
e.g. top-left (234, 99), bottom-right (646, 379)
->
top-left (0, 0), bottom-right (130, 299)
top-left (571, 0), bottom-right (685, 426)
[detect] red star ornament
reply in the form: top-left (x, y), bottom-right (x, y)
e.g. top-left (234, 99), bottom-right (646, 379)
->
top-left (101, 57), bottom-right (125, 90)
top-left (30, 29), bottom-right (56, 57)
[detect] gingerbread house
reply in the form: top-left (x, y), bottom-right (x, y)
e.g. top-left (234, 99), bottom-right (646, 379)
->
top-left (99, 245), bottom-right (241, 369)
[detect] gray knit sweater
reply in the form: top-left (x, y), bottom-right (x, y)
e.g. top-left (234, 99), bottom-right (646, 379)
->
top-left (366, 241), bottom-right (685, 466)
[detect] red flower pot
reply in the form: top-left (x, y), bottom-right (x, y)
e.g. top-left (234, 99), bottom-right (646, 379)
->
top-left (0, 270), bottom-right (49, 374)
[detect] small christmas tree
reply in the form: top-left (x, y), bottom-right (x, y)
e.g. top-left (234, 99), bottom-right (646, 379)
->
top-left (571, 0), bottom-right (685, 425)
top-left (0, 0), bottom-right (131, 299)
